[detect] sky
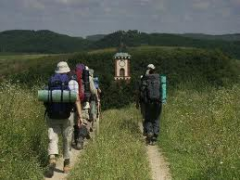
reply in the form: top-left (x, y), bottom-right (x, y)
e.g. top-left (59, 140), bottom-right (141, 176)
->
top-left (0, 0), bottom-right (239, 37)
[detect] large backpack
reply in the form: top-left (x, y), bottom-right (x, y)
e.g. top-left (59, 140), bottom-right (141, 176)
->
top-left (141, 74), bottom-right (162, 103)
top-left (75, 64), bottom-right (91, 102)
top-left (46, 73), bottom-right (74, 119)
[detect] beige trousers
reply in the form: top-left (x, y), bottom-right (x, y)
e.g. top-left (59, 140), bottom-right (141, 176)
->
top-left (46, 112), bottom-right (74, 159)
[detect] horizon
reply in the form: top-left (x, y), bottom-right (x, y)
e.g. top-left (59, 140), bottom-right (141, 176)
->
top-left (0, 0), bottom-right (239, 37)
top-left (1, 29), bottom-right (240, 38)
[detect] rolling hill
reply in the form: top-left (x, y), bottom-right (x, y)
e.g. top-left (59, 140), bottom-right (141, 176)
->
top-left (0, 29), bottom-right (240, 58)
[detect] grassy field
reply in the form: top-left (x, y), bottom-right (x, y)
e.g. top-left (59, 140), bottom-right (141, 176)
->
top-left (0, 53), bottom-right (73, 80)
top-left (0, 83), bottom-right (48, 180)
top-left (68, 107), bottom-right (151, 180)
top-left (1, 82), bottom-right (240, 179)
top-left (0, 53), bottom-right (49, 61)
top-left (159, 84), bottom-right (240, 180)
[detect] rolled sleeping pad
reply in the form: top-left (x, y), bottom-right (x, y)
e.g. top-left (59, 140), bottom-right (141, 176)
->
top-left (38, 90), bottom-right (77, 102)
top-left (161, 76), bottom-right (167, 103)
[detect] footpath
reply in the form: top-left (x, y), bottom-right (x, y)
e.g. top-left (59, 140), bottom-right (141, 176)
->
top-left (139, 122), bottom-right (172, 180)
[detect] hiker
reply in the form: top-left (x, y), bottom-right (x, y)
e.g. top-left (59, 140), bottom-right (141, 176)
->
top-left (44, 61), bottom-right (82, 177)
top-left (139, 64), bottom-right (163, 144)
top-left (89, 69), bottom-right (101, 123)
top-left (73, 65), bottom-right (98, 150)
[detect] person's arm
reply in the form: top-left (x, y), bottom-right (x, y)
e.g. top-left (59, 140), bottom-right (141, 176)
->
top-left (75, 95), bottom-right (82, 127)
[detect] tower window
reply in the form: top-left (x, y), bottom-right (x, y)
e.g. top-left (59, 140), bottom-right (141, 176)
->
top-left (120, 68), bottom-right (125, 77)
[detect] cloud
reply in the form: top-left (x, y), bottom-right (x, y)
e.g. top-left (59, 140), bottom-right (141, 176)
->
top-left (230, 0), bottom-right (240, 6)
top-left (192, 1), bottom-right (211, 10)
top-left (23, 0), bottom-right (45, 10)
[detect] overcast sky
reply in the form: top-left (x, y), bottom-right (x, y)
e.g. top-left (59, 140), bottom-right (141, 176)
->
top-left (0, 0), bottom-right (239, 37)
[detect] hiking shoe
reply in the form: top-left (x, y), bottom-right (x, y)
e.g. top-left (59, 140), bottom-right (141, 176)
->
top-left (63, 159), bottom-right (71, 173)
top-left (45, 156), bottom-right (56, 178)
top-left (146, 132), bottom-right (153, 145)
top-left (86, 132), bottom-right (91, 140)
top-left (76, 136), bottom-right (84, 150)
top-left (147, 132), bottom-right (153, 139)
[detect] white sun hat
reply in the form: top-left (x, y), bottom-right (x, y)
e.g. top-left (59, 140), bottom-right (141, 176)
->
top-left (147, 64), bottom-right (155, 70)
top-left (55, 61), bottom-right (70, 74)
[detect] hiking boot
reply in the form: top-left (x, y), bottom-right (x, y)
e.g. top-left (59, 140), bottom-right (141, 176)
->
top-left (86, 132), bottom-right (91, 140)
top-left (45, 155), bottom-right (56, 178)
top-left (63, 159), bottom-right (71, 173)
top-left (76, 136), bottom-right (84, 150)
top-left (146, 132), bottom-right (153, 145)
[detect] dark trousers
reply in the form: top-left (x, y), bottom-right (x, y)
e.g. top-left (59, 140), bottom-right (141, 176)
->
top-left (143, 102), bottom-right (162, 137)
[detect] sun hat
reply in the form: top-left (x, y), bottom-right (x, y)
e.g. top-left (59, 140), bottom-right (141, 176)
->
top-left (55, 61), bottom-right (70, 74)
top-left (147, 64), bottom-right (155, 70)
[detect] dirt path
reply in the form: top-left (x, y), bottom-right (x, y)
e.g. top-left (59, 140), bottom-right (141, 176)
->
top-left (139, 122), bottom-right (172, 180)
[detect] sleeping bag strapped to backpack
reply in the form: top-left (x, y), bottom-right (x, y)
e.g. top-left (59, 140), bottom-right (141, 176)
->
top-left (75, 64), bottom-right (91, 102)
top-left (46, 73), bottom-right (74, 119)
top-left (141, 74), bottom-right (167, 103)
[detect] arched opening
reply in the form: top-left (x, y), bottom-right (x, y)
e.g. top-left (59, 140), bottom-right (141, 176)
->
top-left (120, 68), bottom-right (125, 77)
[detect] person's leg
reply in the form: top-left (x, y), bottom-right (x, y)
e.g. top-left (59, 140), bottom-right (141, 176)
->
top-left (45, 116), bottom-right (61, 177)
top-left (46, 117), bottom-right (61, 158)
top-left (144, 103), bottom-right (154, 140)
top-left (152, 103), bottom-right (162, 141)
top-left (62, 113), bottom-right (74, 172)
top-left (75, 108), bottom-right (90, 149)
top-left (90, 100), bottom-right (97, 121)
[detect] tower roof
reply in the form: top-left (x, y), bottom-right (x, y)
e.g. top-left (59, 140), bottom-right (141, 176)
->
top-left (114, 52), bottom-right (131, 59)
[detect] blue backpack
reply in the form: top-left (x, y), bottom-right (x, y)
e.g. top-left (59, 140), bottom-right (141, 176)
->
top-left (45, 74), bottom-right (74, 119)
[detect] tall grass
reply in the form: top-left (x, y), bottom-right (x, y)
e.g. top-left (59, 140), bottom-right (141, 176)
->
top-left (68, 107), bottom-right (151, 180)
top-left (159, 84), bottom-right (240, 180)
top-left (0, 83), bottom-right (48, 180)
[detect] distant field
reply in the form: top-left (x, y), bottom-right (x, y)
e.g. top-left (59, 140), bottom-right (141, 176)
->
top-left (0, 53), bottom-right (72, 79)
top-left (0, 54), bottom-right (50, 61)
top-left (88, 48), bottom-right (116, 54)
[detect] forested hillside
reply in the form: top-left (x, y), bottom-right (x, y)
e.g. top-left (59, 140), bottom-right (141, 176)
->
top-left (1, 30), bottom-right (240, 59)
top-left (181, 33), bottom-right (240, 41)
top-left (0, 30), bottom-right (90, 53)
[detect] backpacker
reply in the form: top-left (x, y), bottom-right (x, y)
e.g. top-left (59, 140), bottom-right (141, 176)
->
top-left (45, 73), bottom-right (74, 119)
top-left (141, 74), bottom-right (162, 103)
top-left (75, 64), bottom-right (91, 102)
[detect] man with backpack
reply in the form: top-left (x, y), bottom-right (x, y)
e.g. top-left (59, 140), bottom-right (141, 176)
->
top-left (89, 69), bottom-right (100, 123)
top-left (73, 65), bottom-right (98, 150)
top-left (44, 61), bottom-right (82, 177)
top-left (139, 64), bottom-right (163, 145)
